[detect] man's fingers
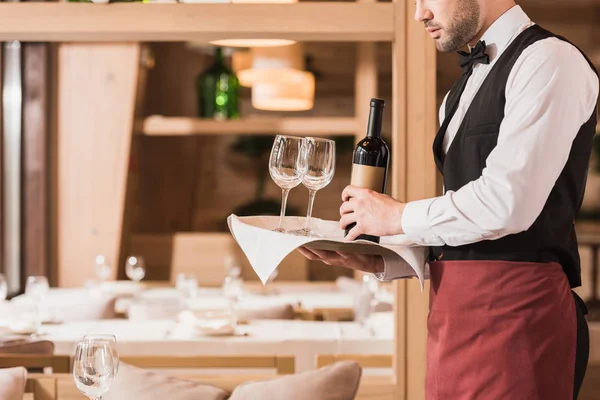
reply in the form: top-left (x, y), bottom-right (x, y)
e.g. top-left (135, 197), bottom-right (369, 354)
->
top-left (341, 185), bottom-right (365, 202)
top-left (297, 247), bottom-right (319, 260)
top-left (340, 213), bottom-right (357, 231)
top-left (309, 248), bottom-right (336, 259)
top-left (339, 200), bottom-right (354, 217)
top-left (345, 225), bottom-right (362, 241)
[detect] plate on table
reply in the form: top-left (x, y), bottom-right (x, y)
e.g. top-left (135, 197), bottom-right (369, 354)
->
top-left (192, 324), bottom-right (236, 337)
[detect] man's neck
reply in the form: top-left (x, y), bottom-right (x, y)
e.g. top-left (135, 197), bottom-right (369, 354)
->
top-left (468, 1), bottom-right (517, 47)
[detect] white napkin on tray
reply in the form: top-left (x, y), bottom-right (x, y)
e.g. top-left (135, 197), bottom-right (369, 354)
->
top-left (227, 214), bottom-right (428, 289)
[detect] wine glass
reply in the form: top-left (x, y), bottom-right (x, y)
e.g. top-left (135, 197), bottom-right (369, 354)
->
top-left (25, 276), bottom-right (49, 302)
top-left (125, 256), bottom-right (146, 284)
top-left (176, 273), bottom-right (198, 299)
top-left (269, 135), bottom-right (307, 232)
top-left (82, 334), bottom-right (119, 376)
top-left (293, 137), bottom-right (335, 237)
top-left (73, 340), bottom-right (116, 400)
top-left (94, 255), bottom-right (111, 283)
top-left (0, 274), bottom-right (7, 301)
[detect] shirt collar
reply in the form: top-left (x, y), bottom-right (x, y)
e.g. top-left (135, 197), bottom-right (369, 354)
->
top-left (474, 5), bottom-right (532, 63)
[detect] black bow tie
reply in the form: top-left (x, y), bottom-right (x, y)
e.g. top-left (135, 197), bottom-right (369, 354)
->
top-left (457, 40), bottom-right (490, 74)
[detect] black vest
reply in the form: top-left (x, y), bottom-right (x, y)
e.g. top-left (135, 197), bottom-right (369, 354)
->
top-left (431, 25), bottom-right (599, 289)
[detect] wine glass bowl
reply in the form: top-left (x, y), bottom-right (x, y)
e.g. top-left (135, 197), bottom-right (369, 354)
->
top-left (0, 274), bottom-right (7, 302)
top-left (293, 137), bottom-right (336, 237)
top-left (73, 340), bottom-right (116, 400)
top-left (125, 256), bottom-right (146, 283)
top-left (82, 334), bottom-right (120, 376)
top-left (94, 255), bottom-right (112, 283)
top-left (269, 135), bottom-right (307, 232)
top-left (25, 276), bottom-right (49, 302)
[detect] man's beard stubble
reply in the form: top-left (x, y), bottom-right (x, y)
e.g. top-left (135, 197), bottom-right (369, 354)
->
top-left (436, 0), bottom-right (481, 52)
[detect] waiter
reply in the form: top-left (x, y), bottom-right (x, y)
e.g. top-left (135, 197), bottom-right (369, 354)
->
top-left (298, 0), bottom-right (599, 399)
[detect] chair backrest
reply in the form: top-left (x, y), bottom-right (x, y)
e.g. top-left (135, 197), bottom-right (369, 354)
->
top-left (120, 355), bottom-right (295, 374)
top-left (25, 373), bottom-right (397, 400)
top-left (0, 354), bottom-right (71, 373)
top-left (0, 340), bottom-right (55, 355)
top-left (316, 354), bottom-right (392, 369)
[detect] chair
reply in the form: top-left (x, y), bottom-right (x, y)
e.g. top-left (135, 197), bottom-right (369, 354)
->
top-left (317, 355), bottom-right (396, 400)
top-left (0, 354), bottom-right (71, 373)
top-left (120, 354), bottom-right (295, 374)
top-left (316, 354), bottom-right (392, 369)
top-left (25, 376), bottom-right (57, 400)
top-left (0, 340), bottom-right (55, 355)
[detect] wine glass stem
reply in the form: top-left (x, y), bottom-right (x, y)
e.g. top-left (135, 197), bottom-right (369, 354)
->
top-left (277, 188), bottom-right (290, 231)
top-left (303, 189), bottom-right (317, 231)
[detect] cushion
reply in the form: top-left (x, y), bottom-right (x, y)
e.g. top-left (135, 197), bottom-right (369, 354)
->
top-left (103, 363), bottom-right (229, 400)
top-left (229, 361), bottom-right (362, 400)
top-left (0, 339), bottom-right (54, 355)
top-left (0, 367), bottom-right (27, 400)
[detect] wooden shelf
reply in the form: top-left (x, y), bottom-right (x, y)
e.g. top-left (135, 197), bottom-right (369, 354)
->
top-left (0, 3), bottom-right (394, 42)
top-left (137, 116), bottom-right (358, 136)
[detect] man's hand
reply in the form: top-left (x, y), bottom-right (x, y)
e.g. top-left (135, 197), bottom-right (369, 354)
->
top-left (297, 247), bottom-right (384, 275)
top-left (340, 185), bottom-right (406, 241)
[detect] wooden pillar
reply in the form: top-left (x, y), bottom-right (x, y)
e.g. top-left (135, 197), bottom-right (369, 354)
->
top-left (22, 42), bottom-right (50, 282)
top-left (393, 0), bottom-right (437, 399)
top-left (56, 44), bottom-right (140, 287)
top-left (354, 0), bottom-right (378, 281)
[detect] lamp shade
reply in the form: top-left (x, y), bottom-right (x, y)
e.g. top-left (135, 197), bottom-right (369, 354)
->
top-left (209, 0), bottom-right (298, 47)
top-left (209, 39), bottom-right (296, 48)
top-left (232, 50), bottom-right (252, 74)
top-left (238, 43), bottom-right (305, 87)
top-left (251, 71), bottom-right (315, 111)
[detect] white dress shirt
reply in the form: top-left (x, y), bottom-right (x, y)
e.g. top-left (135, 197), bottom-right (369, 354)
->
top-left (379, 6), bottom-right (599, 280)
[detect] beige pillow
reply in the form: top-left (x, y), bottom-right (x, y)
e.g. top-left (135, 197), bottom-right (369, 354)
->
top-left (229, 361), bottom-right (362, 400)
top-left (103, 363), bottom-right (229, 400)
top-left (0, 367), bottom-right (27, 400)
top-left (0, 339), bottom-right (54, 355)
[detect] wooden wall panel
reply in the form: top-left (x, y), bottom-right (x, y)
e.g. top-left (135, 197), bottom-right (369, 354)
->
top-left (22, 42), bottom-right (49, 282)
top-left (129, 232), bottom-right (308, 284)
top-left (57, 44), bottom-right (139, 287)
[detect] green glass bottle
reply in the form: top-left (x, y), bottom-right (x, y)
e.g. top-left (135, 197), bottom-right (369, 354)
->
top-left (196, 47), bottom-right (240, 120)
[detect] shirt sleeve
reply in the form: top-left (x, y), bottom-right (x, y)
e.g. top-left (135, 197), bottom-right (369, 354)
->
top-left (401, 38), bottom-right (600, 247)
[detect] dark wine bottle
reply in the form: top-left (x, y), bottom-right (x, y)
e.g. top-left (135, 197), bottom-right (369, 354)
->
top-left (196, 47), bottom-right (240, 120)
top-left (344, 98), bottom-right (390, 243)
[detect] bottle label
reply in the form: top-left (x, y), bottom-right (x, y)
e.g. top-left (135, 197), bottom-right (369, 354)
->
top-left (350, 164), bottom-right (386, 193)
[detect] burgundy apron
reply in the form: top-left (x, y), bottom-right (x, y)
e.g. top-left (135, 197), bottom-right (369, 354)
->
top-left (426, 260), bottom-right (576, 400)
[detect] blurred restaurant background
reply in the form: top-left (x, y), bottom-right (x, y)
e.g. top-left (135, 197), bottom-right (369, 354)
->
top-left (0, 0), bottom-right (598, 399)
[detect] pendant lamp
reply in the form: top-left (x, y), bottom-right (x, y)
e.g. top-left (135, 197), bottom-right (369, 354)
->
top-left (251, 71), bottom-right (315, 111)
top-left (237, 42), bottom-right (305, 87)
top-left (209, 0), bottom-right (298, 48)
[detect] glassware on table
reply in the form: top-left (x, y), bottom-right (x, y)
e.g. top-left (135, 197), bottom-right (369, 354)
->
top-left (0, 273), bottom-right (7, 301)
top-left (82, 334), bottom-right (120, 376)
top-left (94, 255), bottom-right (112, 283)
top-left (292, 137), bottom-right (335, 237)
top-left (176, 273), bottom-right (199, 299)
top-left (73, 340), bottom-right (116, 400)
top-left (25, 276), bottom-right (49, 302)
top-left (125, 256), bottom-right (146, 284)
top-left (269, 135), bottom-right (307, 233)
top-left (264, 269), bottom-right (279, 295)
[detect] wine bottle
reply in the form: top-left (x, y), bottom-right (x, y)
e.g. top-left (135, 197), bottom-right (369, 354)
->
top-left (196, 47), bottom-right (240, 120)
top-left (344, 98), bottom-right (390, 243)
